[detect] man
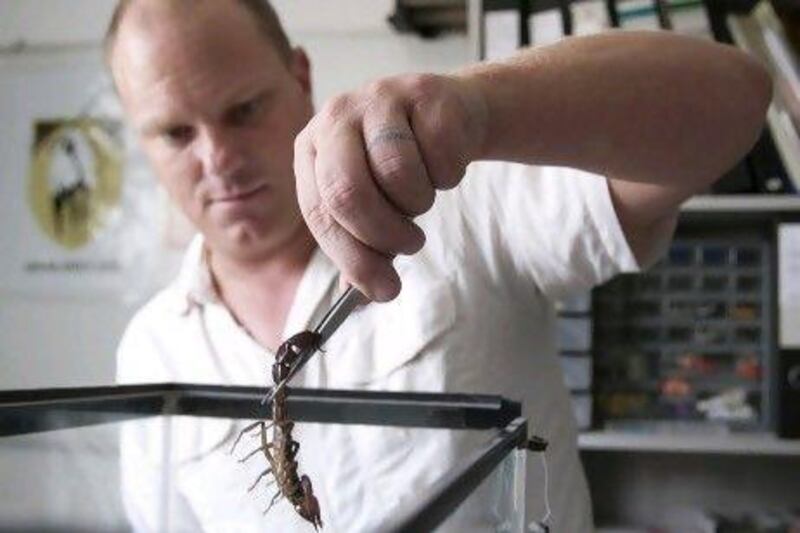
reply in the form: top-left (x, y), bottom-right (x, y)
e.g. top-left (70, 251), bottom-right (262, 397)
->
top-left (108, 0), bottom-right (771, 531)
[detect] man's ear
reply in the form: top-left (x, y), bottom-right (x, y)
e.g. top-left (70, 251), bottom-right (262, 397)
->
top-left (289, 47), bottom-right (313, 98)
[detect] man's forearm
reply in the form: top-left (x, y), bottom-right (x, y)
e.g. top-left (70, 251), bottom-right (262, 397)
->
top-left (457, 31), bottom-right (772, 192)
top-left (292, 30), bottom-right (772, 298)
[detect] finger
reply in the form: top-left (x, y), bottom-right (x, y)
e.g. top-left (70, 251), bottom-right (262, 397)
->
top-left (410, 96), bottom-right (472, 190)
top-left (362, 105), bottom-right (435, 217)
top-left (295, 137), bottom-right (401, 302)
top-left (313, 124), bottom-right (425, 257)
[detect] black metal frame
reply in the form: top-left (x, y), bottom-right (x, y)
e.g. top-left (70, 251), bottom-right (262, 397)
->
top-left (0, 383), bottom-right (528, 533)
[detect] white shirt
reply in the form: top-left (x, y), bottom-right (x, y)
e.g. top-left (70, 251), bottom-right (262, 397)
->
top-left (116, 161), bottom-right (640, 533)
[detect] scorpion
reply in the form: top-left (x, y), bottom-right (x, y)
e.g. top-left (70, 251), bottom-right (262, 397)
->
top-left (231, 331), bottom-right (324, 530)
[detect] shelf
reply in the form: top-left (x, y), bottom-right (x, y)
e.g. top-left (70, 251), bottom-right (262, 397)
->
top-left (681, 194), bottom-right (800, 212)
top-left (579, 430), bottom-right (800, 456)
top-left (726, 7), bottom-right (800, 192)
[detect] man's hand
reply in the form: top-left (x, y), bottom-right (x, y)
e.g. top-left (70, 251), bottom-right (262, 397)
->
top-left (294, 74), bottom-right (487, 302)
top-left (294, 33), bottom-right (770, 302)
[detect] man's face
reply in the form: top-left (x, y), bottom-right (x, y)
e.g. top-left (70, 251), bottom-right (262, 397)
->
top-left (111, 2), bottom-right (314, 261)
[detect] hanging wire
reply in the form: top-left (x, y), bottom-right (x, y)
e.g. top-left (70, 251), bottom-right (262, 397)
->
top-left (528, 449), bottom-right (552, 532)
top-left (539, 451), bottom-right (552, 526)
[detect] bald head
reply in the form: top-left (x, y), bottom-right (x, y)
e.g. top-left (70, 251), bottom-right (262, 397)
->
top-left (104, 0), bottom-right (316, 265)
top-left (104, 0), bottom-right (292, 68)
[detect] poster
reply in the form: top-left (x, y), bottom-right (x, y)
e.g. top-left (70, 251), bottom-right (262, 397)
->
top-left (0, 47), bottom-right (165, 297)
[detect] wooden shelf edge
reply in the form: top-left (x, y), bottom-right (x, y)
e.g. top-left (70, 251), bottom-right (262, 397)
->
top-left (579, 430), bottom-right (800, 456)
top-left (681, 194), bottom-right (800, 212)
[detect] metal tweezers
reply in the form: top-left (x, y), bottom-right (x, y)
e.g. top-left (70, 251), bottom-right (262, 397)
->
top-left (261, 286), bottom-right (365, 405)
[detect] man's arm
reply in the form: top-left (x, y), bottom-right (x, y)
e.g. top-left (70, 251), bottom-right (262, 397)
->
top-left (294, 31), bottom-right (771, 300)
top-left (459, 31), bottom-right (772, 266)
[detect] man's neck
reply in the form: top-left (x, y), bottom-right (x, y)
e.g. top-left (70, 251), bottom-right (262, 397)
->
top-left (210, 231), bottom-right (316, 289)
top-left (208, 226), bottom-right (317, 350)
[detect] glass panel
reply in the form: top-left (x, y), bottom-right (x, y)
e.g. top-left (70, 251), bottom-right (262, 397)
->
top-left (435, 447), bottom-right (527, 533)
top-left (0, 420), bottom-right (132, 532)
top-left (119, 415), bottom-right (520, 532)
top-left (0, 390), bottom-right (524, 532)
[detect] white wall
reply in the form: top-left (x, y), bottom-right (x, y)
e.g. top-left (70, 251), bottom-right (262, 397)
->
top-left (0, 2), bottom-right (473, 528)
top-left (0, 1), bottom-right (474, 390)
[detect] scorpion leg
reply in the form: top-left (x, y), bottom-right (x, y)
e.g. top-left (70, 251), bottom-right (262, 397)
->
top-left (247, 468), bottom-right (274, 492)
top-left (238, 421), bottom-right (278, 463)
top-left (263, 491), bottom-right (283, 515)
top-left (238, 441), bottom-right (272, 464)
top-left (230, 420), bottom-right (273, 454)
top-left (260, 420), bottom-right (278, 463)
top-left (257, 423), bottom-right (279, 476)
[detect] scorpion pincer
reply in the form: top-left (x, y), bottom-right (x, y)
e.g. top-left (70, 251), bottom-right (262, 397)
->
top-left (231, 331), bottom-right (324, 530)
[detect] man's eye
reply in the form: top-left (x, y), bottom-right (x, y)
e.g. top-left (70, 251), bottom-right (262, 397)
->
top-left (228, 98), bottom-right (262, 125)
top-left (162, 125), bottom-right (194, 146)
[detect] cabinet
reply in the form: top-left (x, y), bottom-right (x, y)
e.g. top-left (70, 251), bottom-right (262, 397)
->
top-left (581, 197), bottom-right (800, 530)
top-left (582, 441), bottom-right (800, 531)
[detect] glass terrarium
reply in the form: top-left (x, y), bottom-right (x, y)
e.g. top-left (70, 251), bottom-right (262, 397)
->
top-left (0, 384), bottom-right (535, 532)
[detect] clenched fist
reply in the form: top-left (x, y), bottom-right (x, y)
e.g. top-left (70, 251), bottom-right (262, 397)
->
top-left (294, 73), bottom-right (487, 301)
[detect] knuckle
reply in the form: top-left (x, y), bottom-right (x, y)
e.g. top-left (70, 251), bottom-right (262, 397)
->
top-left (432, 156), bottom-right (467, 190)
top-left (306, 205), bottom-right (337, 252)
top-left (363, 75), bottom-right (410, 99)
top-left (437, 176), bottom-right (460, 190)
top-left (321, 94), bottom-right (354, 122)
top-left (347, 260), bottom-right (375, 288)
top-left (371, 151), bottom-right (407, 184)
top-left (303, 201), bottom-right (335, 241)
top-left (372, 154), bottom-right (434, 215)
top-left (351, 261), bottom-right (393, 297)
top-left (362, 78), bottom-right (405, 116)
top-left (294, 128), bottom-right (310, 151)
top-left (364, 78), bottom-right (393, 98)
top-left (417, 188), bottom-right (435, 213)
top-left (320, 178), bottom-right (363, 215)
top-left (405, 73), bottom-right (441, 101)
top-left (437, 168), bottom-right (464, 190)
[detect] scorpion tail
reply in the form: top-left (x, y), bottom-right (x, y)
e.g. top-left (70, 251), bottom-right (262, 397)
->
top-left (299, 475), bottom-right (323, 529)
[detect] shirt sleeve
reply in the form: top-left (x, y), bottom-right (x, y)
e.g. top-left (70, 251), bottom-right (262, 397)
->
top-left (455, 161), bottom-right (643, 302)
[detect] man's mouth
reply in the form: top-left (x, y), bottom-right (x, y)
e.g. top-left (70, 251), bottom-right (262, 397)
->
top-left (212, 183), bottom-right (268, 203)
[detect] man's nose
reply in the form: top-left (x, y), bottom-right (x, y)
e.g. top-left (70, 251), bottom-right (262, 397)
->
top-left (195, 126), bottom-right (246, 181)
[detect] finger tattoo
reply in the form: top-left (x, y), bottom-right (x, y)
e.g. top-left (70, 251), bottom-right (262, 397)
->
top-left (366, 127), bottom-right (415, 150)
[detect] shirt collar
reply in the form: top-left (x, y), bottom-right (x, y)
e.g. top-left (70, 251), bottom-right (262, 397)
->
top-left (170, 234), bottom-right (341, 325)
top-left (172, 234), bottom-right (220, 315)
top-left (282, 245), bottom-right (341, 335)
